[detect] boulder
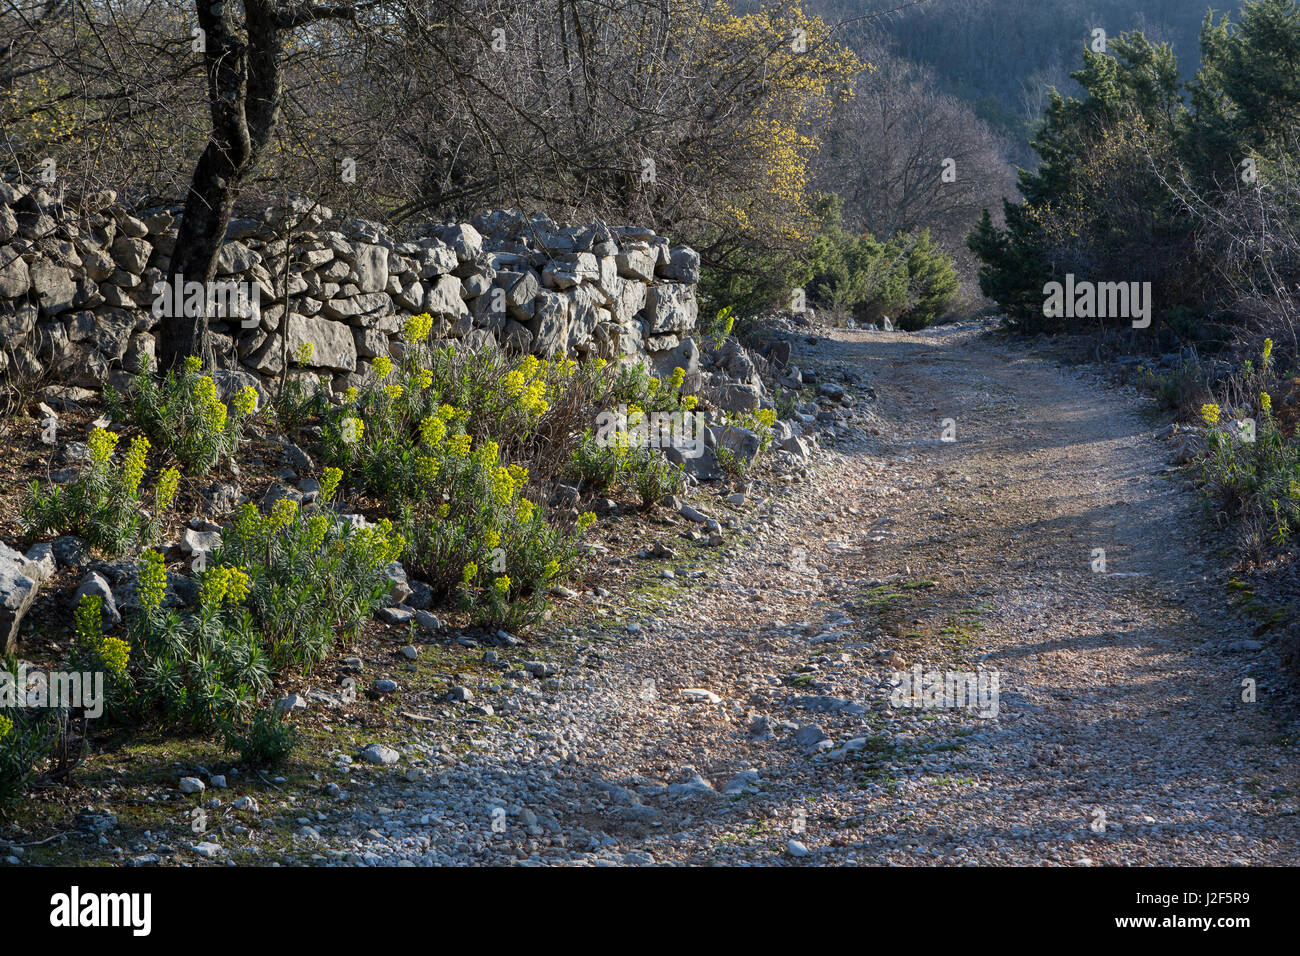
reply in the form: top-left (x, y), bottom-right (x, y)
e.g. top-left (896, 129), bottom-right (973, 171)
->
top-left (0, 248), bottom-right (30, 298)
top-left (644, 282), bottom-right (697, 335)
top-left (110, 236), bottom-right (151, 274)
top-left (659, 246), bottom-right (700, 283)
top-left (352, 243), bottom-right (389, 293)
top-left (29, 261), bottom-right (77, 316)
top-left (424, 274), bottom-right (467, 319)
top-left (529, 291), bottom-right (569, 358)
top-left (0, 544), bottom-right (42, 653)
top-left (288, 314), bottom-right (357, 371)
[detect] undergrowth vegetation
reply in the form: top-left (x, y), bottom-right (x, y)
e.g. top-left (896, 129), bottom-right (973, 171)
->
top-left (3, 311), bottom-right (746, 812)
top-left (1188, 340), bottom-right (1300, 561)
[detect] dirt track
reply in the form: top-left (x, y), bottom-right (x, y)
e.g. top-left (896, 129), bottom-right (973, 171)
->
top-left (331, 322), bottom-right (1300, 865)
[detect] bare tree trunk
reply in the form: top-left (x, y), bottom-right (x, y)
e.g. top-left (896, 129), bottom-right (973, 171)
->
top-left (160, 0), bottom-right (353, 373)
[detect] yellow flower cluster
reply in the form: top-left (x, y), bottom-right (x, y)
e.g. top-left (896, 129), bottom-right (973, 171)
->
top-left (1263, 338), bottom-right (1274, 363)
top-left (267, 498), bottom-right (300, 532)
top-left (516, 499), bottom-right (535, 523)
top-left (416, 455), bottom-right (440, 482)
top-left (544, 559), bottom-right (560, 579)
top-left (154, 467), bottom-right (180, 512)
top-left (372, 355), bottom-right (394, 379)
top-left (98, 636), bottom-right (130, 679)
top-left (138, 549), bottom-right (168, 612)
top-left (416, 370), bottom-right (434, 390)
top-left (121, 436), bottom-right (150, 497)
top-left (1261, 392), bottom-right (1272, 414)
top-left (196, 376), bottom-right (228, 432)
top-left (502, 369), bottom-right (526, 398)
top-left (462, 561), bottom-right (478, 584)
top-left (232, 385), bottom-right (259, 417)
top-left (490, 465), bottom-right (517, 505)
top-left (386, 383), bottom-right (404, 401)
top-left (420, 415), bottom-right (448, 446)
top-left (473, 439), bottom-right (501, 468)
top-left (355, 518), bottom-right (405, 566)
top-left (403, 312), bottom-right (435, 343)
top-left (681, 395), bottom-right (698, 411)
top-left (206, 399), bottom-right (228, 433)
top-left (493, 575), bottom-right (511, 596)
top-left (201, 565), bottom-right (252, 607)
top-left (756, 408), bottom-right (778, 428)
top-left (184, 356), bottom-right (203, 376)
top-left (523, 380), bottom-right (549, 416)
top-left (88, 427), bottom-right (120, 467)
top-left (319, 466), bottom-right (343, 502)
top-left (669, 367), bottom-right (686, 391)
top-left (295, 342), bottom-right (314, 365)
top-left (0, 714), bottom-right (11, 741)
top-left (1201, 403), bottom-right (1222, 426)
top-left (446, 432), bottom-right (472, 458)
top-left (577, 512), bottom-right (597, 532)
top-left (483, 529), bottom-right (501, 549)
top-left (75, 594), bottom-right (129, 679)
top-left (305, 513), bottom-right (330, 552)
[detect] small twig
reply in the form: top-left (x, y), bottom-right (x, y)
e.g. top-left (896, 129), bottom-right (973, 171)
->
top-left (10, 832), bottom-right (70, 848)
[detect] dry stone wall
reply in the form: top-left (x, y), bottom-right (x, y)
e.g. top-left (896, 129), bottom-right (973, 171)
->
top-left (0, 187), bottom-right (702, 396)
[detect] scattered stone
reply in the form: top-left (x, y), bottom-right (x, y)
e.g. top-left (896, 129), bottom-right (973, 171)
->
top-left (179, 777), bottom-right (206, 795)
top-left (383, 562), bottom-right (412, 604)
top-left (182, 527), bottom-right (222, 556)
top-left (376, 605), bottom-right (414, 625)
top-left (275, 694), bottom-right (308, 714)
top-left (52, 535), bottom-right (92, 570)
top-left (1225, 640), bottom-right (1263, 653)
top-left (794, 724), bottom-right (830, 754)
top-left (360, 743), bottom-right (400, 766)
top-left (680, 688), bottom-right (721, 704)
top-left (723, 769), bottom-right (761, 796)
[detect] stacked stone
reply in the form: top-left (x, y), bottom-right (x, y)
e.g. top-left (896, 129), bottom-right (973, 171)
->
top-left (0, 187), bottom-right (701, 396)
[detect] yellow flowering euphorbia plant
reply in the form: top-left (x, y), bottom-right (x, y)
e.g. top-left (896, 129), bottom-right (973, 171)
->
top-left (1194, 338), bottom-right (1300, 553)
top-left (22, 426), bottom-right (177, 556)
top-left (105, 355), bottom-right (260, 476)
top-left (319, 313), bottom-right (670, 628)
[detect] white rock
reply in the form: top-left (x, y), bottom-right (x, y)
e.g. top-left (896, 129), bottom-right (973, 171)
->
top-left (680, 688), bottom-right (721, 704)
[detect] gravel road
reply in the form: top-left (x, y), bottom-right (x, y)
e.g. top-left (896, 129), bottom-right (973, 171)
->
top-left (320, 322), bottom-right (1300, 866)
